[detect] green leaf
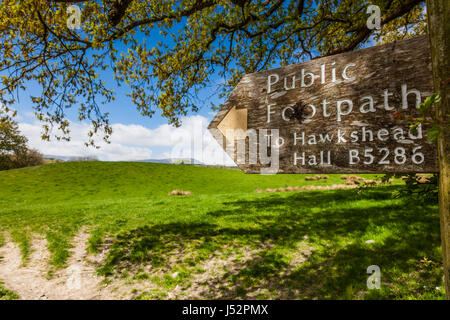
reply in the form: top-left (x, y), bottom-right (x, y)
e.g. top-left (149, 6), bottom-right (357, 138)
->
top-left (426, 124), bottom-right (440, 144)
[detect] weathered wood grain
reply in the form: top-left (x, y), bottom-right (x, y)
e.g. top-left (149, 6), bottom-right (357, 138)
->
top-left (208, 36), bottom-right (438, 174)
top-left (427, 0), bottom-right (450, 299)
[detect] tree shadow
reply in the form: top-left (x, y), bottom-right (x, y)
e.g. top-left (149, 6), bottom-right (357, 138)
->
top-left (98, 186), bottom-right (442, 299)
top-left (206, 188), bottom-right (441, 299)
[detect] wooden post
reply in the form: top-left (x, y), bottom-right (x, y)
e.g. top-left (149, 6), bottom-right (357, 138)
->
top-left (427, 0), bottom-right (450, 299)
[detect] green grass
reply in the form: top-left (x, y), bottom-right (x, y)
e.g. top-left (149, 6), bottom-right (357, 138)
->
top-left (0, 281), bottom-right (19, 300)
top-left (0, 162), bottom-right (444, 299)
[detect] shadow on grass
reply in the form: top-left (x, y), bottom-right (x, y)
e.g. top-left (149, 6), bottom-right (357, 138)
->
top-left (99, 187), bottom-right (443, 299)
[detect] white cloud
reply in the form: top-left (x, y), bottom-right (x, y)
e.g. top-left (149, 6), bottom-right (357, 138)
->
top-left (18, 115), bottom-right (234, 165)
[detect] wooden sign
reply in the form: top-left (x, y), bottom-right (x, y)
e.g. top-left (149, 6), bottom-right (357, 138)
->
top-left (208, 36), bottom-right (439, 174)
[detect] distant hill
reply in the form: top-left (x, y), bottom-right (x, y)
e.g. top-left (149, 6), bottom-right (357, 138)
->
top-left (136, 158), bottom-right (170, 164)
top-left (44, 155), bottom-right (99, 161)
top-left (43, 155), bottom-right (208, 166)
top-left (136, 158), bottom-right (204, 165)
top-left (44, 155), bottom-right (71, 161)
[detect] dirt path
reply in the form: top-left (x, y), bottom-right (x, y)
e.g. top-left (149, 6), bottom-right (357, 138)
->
top-left (0, 232), bottom-right (315, 300)
top-left (0, 231), bottom-right (116, 300)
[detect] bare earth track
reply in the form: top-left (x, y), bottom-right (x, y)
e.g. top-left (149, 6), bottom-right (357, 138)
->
top-left (0, 231), bottom-right (315, 300)
top-left (0, 231), bottom-right (116, 300)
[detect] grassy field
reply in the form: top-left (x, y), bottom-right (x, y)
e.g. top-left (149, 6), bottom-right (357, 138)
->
top-left (0, 162), bottom-right (444, 299)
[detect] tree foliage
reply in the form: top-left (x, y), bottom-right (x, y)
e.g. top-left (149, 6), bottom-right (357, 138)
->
top-left (374, 1), bottom-right (426, 44)
top-left (0, 0), bottom-right (426, 144)
top-left (0, 107), bottom-right (28, 157)
top-left (382, 173), bottom-right (438, 202)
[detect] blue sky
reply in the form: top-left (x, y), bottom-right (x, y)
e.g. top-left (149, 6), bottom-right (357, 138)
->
top-left (8, 2), bottom-right (381, 164)
top-left (9, 10), bottom-right (235, 164)
top-left (13, 77), bottom-right (231, 163)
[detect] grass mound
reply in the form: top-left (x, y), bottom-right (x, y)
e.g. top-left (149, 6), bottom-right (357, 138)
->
top-left (0, 162), bottom-right (443, 299)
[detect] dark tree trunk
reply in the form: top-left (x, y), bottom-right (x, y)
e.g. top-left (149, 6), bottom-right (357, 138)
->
top-left (426, 0), bottom-right (450, 299)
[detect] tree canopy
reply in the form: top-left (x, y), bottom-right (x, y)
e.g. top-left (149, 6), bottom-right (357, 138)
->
top-left (0, 104), bottom-right (45, 170)
top-left (0, 107), bottom-right (28, 156)
top-left (0, 105), bottom-right (29, 170)
top-left (0, 0), bottom-right (426, 145)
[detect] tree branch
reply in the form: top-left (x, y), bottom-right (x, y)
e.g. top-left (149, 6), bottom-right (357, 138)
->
top-left (324, 0), bottom-right (424, 56)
